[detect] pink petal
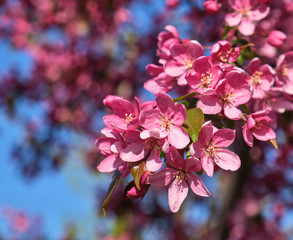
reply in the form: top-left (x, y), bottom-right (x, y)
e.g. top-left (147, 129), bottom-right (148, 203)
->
top-left (146, 148), bottom-right (163, 172)
top-left (242, 124), bottom-right (253, 147)
top-left (184, 157), bottom-right (202, 172)
top-left (146, 64), bottom-right (163, 77)
top-left (213, 129), bottom-right (236, 147)
top-left (168, 177), bottom-right (189, 212)
top-left (187, 173), bottom-right (211, 197)
top-left (124, 130), bottom-right (141, 143)
top-left (189, 141), bottom-right (205, 159)
top-left (248, 58), bottom-right (261, 75)
top-left (238, 17), bottom-right (255, 36)
top-left (169, 43), bottom-right (186, 58)
top-left (172, 103), bottom-right (186, 126)
top-left (156, 93), bottom-right (175, 118)
top-left (214, 149), bottom-right (241, 171)
top-left (97, 155), bottom-right (123, 172)
top-left (165, 146), bottom-right (184, 169)
top-left (165, 61), bottom-right (186, 77)
top-left (197, 125), bottom-right (214, 146)
top-left (252, 125), bottom-right (276, 141)
top-left (103, 114), bottom-right (128, 131)
top-left (168, 125), bottom-right (190, 149)
top-left (96, 137), bottom-right (116, 155)
top-left (187, 41), bottom-right (204, 58)
top-left (139, 109), bottom-right (161, 129)
top-left (201, 153), bottom-right (215, 177)
top-left (197, 95), bottom-right (222, 114)
top-left (146, 168), bottom-right (177, 186)
top-left (225, 12), bottom-right (242, 26)
top-left (111, 98), bottom-right (134, 117)
top-left (250, 6), bottom-right (270, 21)
top-left (120, 143), bottom-right (147, 162)
top-left (186, 73), bottom-right (201, 89)
top-left (224, 104), bottom-right (242, 120)
top-left (177, 72), bottom-right (189, 85)
top-left (193, 56), bottom-right (212, 74)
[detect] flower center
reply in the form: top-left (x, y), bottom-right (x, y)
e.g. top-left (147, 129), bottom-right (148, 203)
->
top-left (176, 171), bottom-right (187, 184)
top-left (201, 71), bottom-right (212, 87)
top-left (222, 92), bottom-right (234, 103)
top-left (160, 117), bottom-right (172, 130)
top-left (183, 58), bottom-right (194, 70)
top-left (254, 121), bottom-right (263, 130)
top-left (280, 62), bottom-right (288, 76)
top-left (218, 50), bottom-right (231, 63)
top-left (205, 141), bottom-right (217, 158)
top-left (125, 113), bottom-right (134, 123)
top-left (251, 71), bottom-right (263, 85)
top-left (145, 138), bottom-right (157, 149)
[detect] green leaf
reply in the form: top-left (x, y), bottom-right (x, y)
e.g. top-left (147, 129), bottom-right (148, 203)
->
top-left (237, 54), bottom-right (244, 65)
top-left (130, 161), bottom-right (146, 190)
top-left (182, 108), bottom-right (204, 143)
top-left (101, 169), bottom-right (121, 218)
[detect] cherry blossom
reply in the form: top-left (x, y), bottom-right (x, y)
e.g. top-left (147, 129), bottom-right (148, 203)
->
top-left (190, 122), bottom-right (241, 177)
top-left (242, 109), bottom-right (276, 147)
top-left (139, 93), bottom-right (190, 149)
top-left (225, 0), bottom-right (270, 36)
top-left (146, 146), bottom-right (210, 212)
top-left (246, 57), bottom-right (275, 99)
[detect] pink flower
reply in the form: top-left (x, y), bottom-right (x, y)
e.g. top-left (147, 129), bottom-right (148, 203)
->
top-left (268, 30), bottom-right (287, 47)
top-left (144, 64), bottom-right (176, 95)
top-left (242, 109), bottom-right (276, 147)
top-left (103, 96), bottom-right (141, 132)
top-left (211, 40), bottom-right (240, 71)
top-left (276, 51), bottom-right (293, 95)
top-left (139, 93), bottom-right (190, 149)
top-left (204, 1), bottom-right (220, 15)
top-left (164, 41), bottom-right (204, 85)
top-left (197, 70), bottom-right (252, 120)
top-left (119, 130), bottom-right (169, 171)
top-left (247, 57), bottom-right (275, 99)
top-left (157, 25), bottom-right (181, 63)
top-left (225, 0), bottom-right (270, 36)
top-left (166, 0), bottom-right (180, 9)
top-left (190, 122), bottom-right (241, 177)
top-left (124, 173), bottom-right (150, 199)
top-left (96, 128), bottom-right (126, 173)
top-left (186, 56), bottom-right (223, 95)
top-left (146, 146), bottom-right (210, 212)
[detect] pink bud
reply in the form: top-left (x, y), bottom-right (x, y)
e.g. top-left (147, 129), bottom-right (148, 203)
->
top-left (166, 0), bottom-right (179, 9)
top-left (204, 1), bottom-right (220, 15)
top-left (267, 30), bottom-right (287, 47)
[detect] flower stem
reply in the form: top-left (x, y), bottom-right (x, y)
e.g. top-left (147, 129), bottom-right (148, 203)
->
top-left (173, 92), bottom-right (198, 102)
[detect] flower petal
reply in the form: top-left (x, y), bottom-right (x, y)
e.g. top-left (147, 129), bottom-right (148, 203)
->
top-left (187, 173), bottom-right (211, 197)
top-left (213, 129), bottom-right (235, 147)
top-left (168, 177), bottom-right (189, 212)
top-left (242, 124), bottom-right (253, 147)
top-left (252, 125), bottom-right (276, 141)
top-left (172, 103), bottom-right (186, 126)
top-left (146, 148), bottom-right (163, 172)
top-left (97, 155), bottom-right (123, 172)
top-left (201, 153), bottom-right (215, 177)
top-left (168, 125), bottom-right (190, 149)
top-left (146, 168), bottom-right (177, 186)
top-left (156, 93), bottom-right (175, 118)
top-left (214, 149), bottom-right (241, 171)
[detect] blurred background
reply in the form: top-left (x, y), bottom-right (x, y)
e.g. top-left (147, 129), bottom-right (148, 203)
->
top-left (1, 0), bottom-right (293, 239)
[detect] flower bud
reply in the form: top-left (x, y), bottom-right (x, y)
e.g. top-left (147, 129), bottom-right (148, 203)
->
top-left (267, 30), bottom-right (287, 47)
top-left (166, 0), bottom-right (179, 9)
top-left (204, 1), bottom-right (220, 15)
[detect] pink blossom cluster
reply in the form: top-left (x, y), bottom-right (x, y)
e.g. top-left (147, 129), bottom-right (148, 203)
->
top-left (97, 23), bottom-right (293, 213)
